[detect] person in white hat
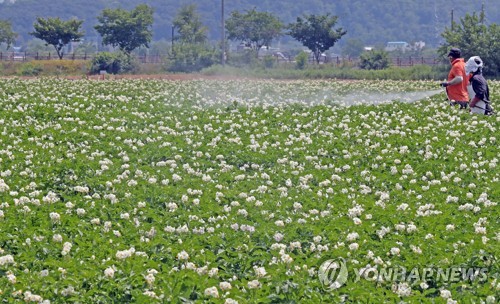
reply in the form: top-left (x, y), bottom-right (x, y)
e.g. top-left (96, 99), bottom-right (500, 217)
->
top-left (465, 56), bottom-right (494, 115)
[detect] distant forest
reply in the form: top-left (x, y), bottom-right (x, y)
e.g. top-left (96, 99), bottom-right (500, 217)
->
top-left (1, 0), bottom-right (498, 49)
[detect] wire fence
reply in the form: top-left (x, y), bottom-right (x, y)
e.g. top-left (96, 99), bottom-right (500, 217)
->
top-left (0, 51), bottom-right (443, 67)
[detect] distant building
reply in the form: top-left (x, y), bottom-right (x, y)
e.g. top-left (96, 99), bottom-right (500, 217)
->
top-left (413, 41), bottom-right (426, 50)
top-left (236, 43), bottom-right (252, 52)
top-left (385, 41), bottom-right (409, 52)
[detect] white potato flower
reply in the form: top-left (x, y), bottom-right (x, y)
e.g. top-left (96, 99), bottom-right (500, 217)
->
top-left (204, 286), bottom-right (219, 298)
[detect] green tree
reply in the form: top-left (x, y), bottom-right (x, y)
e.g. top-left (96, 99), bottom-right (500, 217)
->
top-left (288, 13), bottom-right (346, 64)
top-left (30, 17), bottom-right (84, 59)
top-left (0, 20), bottom-right (17, 49)
top-left (90, 51), bottom-right (138, 74)
top-left (167, 43), bottom-right (218, 73)
top-left (359, 49), bottom-right (391, 70)
top-left (440, 12), bottom-right (500, 77)
top-left (94, 4), bottom-right (154, 55)
top-left (226, 8), bottom-right (283, 56)
top-left (169, 5), bottom-right (217, 73)
top-left (173, 4), bottom-right (207, 44)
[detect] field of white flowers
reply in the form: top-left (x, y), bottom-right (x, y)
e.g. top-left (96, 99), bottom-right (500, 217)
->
top-left (0, 78), bottom-right (498, 303)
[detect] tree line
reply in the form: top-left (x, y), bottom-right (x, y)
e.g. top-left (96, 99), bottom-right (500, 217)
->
top-left (1, 0), bottom-right (498, 47)
top-left (1, 4), bottom-right (499, 76)
top-left (0, 4), bottom-right (347, 70)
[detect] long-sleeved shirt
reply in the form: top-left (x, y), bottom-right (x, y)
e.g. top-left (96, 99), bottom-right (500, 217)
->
top-left (470, 73), bottom-right (490, 102)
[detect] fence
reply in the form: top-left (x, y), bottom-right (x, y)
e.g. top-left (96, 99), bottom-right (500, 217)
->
top-left (306, 56), bottom-right (442, 67)
top-left (0, 51), bottom-right (168, 63)
top-left (0, 51), bottom-right (443, 67)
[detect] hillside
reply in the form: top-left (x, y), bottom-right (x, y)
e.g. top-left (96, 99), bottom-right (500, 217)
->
top-left (0, 0), bottom-right (498, 49)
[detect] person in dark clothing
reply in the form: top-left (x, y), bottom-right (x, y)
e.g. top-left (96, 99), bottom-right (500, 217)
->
top-left (465, 56), bottom-right (494, 115)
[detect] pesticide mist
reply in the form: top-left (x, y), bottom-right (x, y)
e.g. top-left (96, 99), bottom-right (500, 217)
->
top-left (336, 89), bottom-right (443, 106)
top-left (189, 79), bottom-right (443, 107)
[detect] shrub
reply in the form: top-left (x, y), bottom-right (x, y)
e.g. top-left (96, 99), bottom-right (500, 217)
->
top-left (359, 49), bottom-right (391, 70)
top-left (166, 44), bottom-right (219, 73)
top-left (32, 60), bottom-right (87, 75)
top-left (295, 51), bottom-right (308, 70)
top-left (90, 52), bottom-right (114, 74)
top-left (90, 52), bottom-right (138, 75)
top-left (19, 62), bottom-right (43, 76)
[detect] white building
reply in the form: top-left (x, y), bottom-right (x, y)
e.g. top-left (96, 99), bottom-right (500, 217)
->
top-left (385, 41), bottom-right (409, 52)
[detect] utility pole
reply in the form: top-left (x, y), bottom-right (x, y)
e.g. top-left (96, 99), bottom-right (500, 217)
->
top-left (171, 25), bottom-right (175, 53)
top-left (221, 0), bottom-right (225, 66)
top-left (451, 9), bottom-right (454, 31)
top-left (481, 2), bottom-right (485, 24)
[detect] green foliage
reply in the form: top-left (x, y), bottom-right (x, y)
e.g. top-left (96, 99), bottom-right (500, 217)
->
top-left (166, 5), bottom-right (216, 72)
top-left (288, 13), bottom-right (346, 64)
top-left (1, 1), bottom-right (500, 49)
top-left (202, 64), bottom-right (445, 81)
top-left (359, 49), bottom-right (391, 70)
top-left (439, 12), bottom-right (500, 77)
top-left (19, 62), bottom-right (43, 76)
top-left (295, 51), bottom-right (308, 70)
top-left (0, 78), bottom-right (498, 302)
top-left (173, 4), bottom-right (208, 44)
top-left (12, 60), bottom-right (87, 76)
top-left (226, 8), bottom-right (283, 53)
top-left (167, 43), bottom-right (218, 72)
top-left (90, 51), bottom-right (138, 74)
top-left (30, 17), bottom-right (84, 59)
top-left (0, 19), bottom-right (17, 49)
top-left (95, 4), bottom-right (154, 54)
top-left (90, 52), bottom-right (113, 73)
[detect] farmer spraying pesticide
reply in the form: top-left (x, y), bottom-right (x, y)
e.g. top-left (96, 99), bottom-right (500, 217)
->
top-left (465, 56), bottom-right (495, 115)
top-left (441, 48), bottom-right (469, 109)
